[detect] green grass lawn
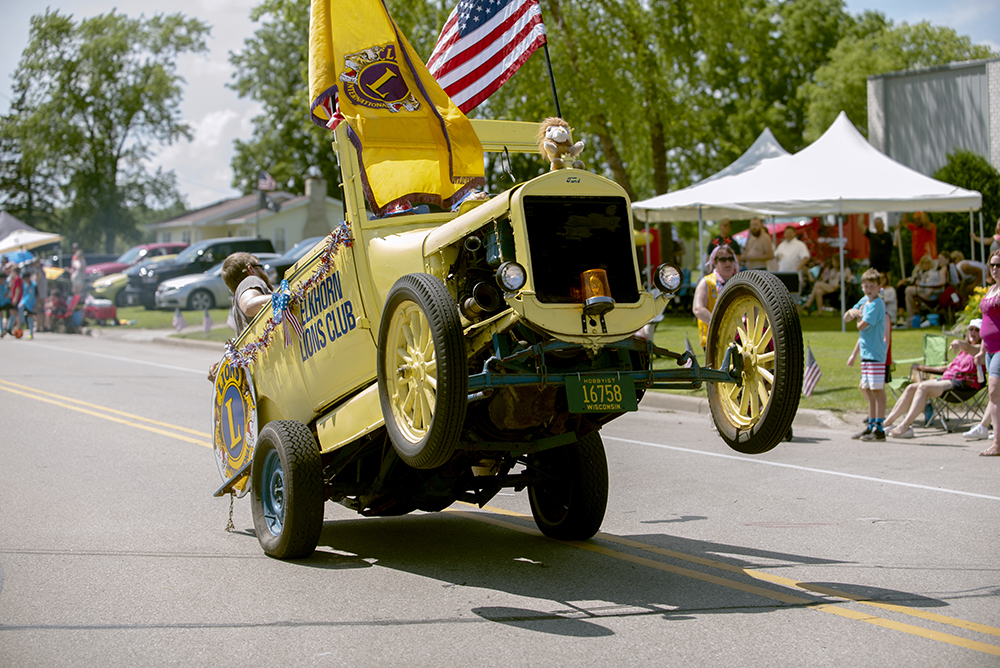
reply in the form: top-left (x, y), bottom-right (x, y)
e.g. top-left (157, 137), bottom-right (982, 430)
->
top-left (90, 305), bottom-right (234, 342)
top-left (97, 305), bottom-right (940, 413)
top-left (649, 311), bottom-right (934, 415)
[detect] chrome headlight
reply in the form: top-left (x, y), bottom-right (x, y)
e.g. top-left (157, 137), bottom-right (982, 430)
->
top-left (495, 261), bottom-right (526, 292)
top-left (653, 263), bottom-right (682, 295)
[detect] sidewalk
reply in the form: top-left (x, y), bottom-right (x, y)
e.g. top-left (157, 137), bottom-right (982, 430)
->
top-left (640, 390), bottom-right (864, 432)
top-left (85, 323), bottom-right (226, 352)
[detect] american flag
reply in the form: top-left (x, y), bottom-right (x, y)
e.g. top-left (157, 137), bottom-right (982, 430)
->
top-left (427, 0), bottom-right (547, 114)
top-left (271, 280), bottom-right (304, 347)
top-left (203, 309), bottom-right (213, 335)
top-left (257, 170), bottom-right (277, 191)
top-left (803, 346), bottom-right (822, 397)
top-left (172, 308), bottom-right (187, 333)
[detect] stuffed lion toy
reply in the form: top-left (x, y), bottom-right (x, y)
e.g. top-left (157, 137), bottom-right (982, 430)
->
top-left (537, 117), bottom-right (585, 171)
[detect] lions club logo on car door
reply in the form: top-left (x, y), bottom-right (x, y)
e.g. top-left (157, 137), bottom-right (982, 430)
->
top-left (212, 360), bottom-right (257, 496)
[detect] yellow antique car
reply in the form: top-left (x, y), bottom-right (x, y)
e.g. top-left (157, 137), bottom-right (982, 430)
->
top-left (212, 119), bottom-right (803, 559)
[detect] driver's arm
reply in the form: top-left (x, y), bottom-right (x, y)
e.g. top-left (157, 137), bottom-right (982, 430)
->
top-left (238, 287), bottom-right (271, 319)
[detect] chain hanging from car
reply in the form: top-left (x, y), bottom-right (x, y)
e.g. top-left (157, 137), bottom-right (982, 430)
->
top-left (225, 492), bottom-right (236, 532)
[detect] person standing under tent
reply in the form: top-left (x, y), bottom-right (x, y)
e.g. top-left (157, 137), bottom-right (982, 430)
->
top-left (861, 216), bottom-right (894, 277)
top-left (742, 217), bottom-right (773, 270)
top-left (904, 212), bottom-right (937, 269)
top-left (706, 219), bottom-right (742, 270)
top-left (774, 226), bottom-right (811, 291)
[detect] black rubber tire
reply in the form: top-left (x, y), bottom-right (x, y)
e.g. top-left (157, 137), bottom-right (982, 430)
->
top-left (113, 289), bottom-right (127, 308)
top-left (377, 274), bottom-right (467, 470)
top-left (706, 270), bottom-right (803, 455)
top-left (250, 421), bottom-right (325, 559)
top-left (187, 288), bottom-right (215, 311)
top-left (527, 431), bottom-right (609, 541)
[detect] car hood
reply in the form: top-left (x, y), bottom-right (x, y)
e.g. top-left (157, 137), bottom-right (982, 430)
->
top-left (145, 257), bottom-right (188, 272)
top-left (88, 262), bottom-right (128, 275)
top-left (158, 273), bottom-right (211, 290)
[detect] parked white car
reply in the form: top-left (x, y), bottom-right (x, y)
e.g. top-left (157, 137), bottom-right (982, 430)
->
top-left (155, 253), bottom-right (279, 310)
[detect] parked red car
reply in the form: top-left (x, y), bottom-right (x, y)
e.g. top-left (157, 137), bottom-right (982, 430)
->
top-left (86, 242), bottom-right (189, 279)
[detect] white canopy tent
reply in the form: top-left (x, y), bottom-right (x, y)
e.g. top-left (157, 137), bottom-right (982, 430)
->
top-left (632, 127), bottom-right (791, 270)
top-left (634, 112), bottom-right (983, 330)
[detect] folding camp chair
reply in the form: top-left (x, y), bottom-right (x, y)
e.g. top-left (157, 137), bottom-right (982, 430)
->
top-left (887, 333), bottom-right (949, 401)
top-left (926, 383), bottom-right (987, 433)
top-left (890, 332), bottom-right (986, 432)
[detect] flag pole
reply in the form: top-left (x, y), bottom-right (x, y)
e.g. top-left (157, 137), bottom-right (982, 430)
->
top-left (542, 42), bottom-right (562, 118)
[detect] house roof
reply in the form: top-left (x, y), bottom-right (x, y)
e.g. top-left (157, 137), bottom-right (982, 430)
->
top-left (148, 192), bottom-right (297, 229)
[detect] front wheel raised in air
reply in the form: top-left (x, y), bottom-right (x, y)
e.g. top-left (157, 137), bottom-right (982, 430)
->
top-left (527, 431), bottom-right (609, 541)
top-left (706, 271), bottom-right (803, 454)
top-left (250, 421), bottom-right (325, 559)
top-left (377, 273), bottom-right (467, 470)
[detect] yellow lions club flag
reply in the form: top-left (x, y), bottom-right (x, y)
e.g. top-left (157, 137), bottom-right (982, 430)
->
top-left (309, 0), bottom-right (485, 215)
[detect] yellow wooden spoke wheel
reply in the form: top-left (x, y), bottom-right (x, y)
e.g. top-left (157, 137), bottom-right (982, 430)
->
top-left (377, 274), bottom-right (467, 469)
top-left (706, 271), bottom-right (803, 454)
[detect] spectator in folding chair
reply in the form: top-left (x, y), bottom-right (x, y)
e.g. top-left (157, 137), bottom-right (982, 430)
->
top-left (902, 254), bottom-right (944, 328)
top-left (883, 320), bottom-right (982, 438)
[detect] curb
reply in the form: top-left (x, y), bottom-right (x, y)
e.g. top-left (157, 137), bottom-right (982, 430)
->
top-left (640, 390), bottom-right (860, 431)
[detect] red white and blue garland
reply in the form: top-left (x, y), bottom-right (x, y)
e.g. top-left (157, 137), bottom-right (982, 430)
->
top-left (224, 222), bottom-right (353, 368)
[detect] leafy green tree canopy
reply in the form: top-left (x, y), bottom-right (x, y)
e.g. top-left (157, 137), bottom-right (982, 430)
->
top-left (0, 10), bottom-right (208, 250)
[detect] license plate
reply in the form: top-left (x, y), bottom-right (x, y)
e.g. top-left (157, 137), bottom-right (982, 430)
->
top-left (565, 374), bottom-right (638, 413)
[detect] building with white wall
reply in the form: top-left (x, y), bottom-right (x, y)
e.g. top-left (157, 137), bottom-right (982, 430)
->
top-left (147, 179), bottom-right (344, 252)
top-left (868, 58), bottom-right (1000, 176)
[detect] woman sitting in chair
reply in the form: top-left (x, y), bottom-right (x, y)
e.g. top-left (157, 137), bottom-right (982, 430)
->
top-left (902, 254), bottom-right (945, 327)
top-left (884, 320), bottom-right (983, 438)
top-left (799, 254), bottom-right (853, 315)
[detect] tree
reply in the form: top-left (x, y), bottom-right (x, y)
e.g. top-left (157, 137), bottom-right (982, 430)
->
top-left (0, 10), bottom-right (206, 251)
top-left (801, 20), bottom-right (996, 141)
top-left (932, 150), bottom-right (1000, 262)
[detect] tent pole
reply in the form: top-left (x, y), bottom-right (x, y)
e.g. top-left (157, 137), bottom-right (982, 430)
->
top-left (970, 210), bottom-right (974, 260)
top-left (895, 220), bottom-right (904, 283)
top-left (697, 206), bottom-right (704, 277)
top-left (980, 211), bottom-right (986, 287)
top-left (645, 221), bottom-right (652, 290)
top-left (839, 215), bottom-right (846, 334)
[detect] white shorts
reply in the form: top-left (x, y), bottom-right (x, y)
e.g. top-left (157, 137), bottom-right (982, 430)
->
top-left (860, 361), bottom-right (886, 390)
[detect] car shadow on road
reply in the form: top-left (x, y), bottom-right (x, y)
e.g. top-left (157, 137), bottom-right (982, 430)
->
top-left (286, 510), bottom-right (946, 636)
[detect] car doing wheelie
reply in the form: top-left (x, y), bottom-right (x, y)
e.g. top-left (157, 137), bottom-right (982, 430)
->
top-left (211, 119), bottom-right (803, 559)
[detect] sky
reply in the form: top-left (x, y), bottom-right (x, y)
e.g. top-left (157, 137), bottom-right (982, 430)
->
top-left (0, 0), bottom-right (997, 211)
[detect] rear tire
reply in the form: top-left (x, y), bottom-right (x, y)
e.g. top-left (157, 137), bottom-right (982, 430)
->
top-left (250, 421), bottom-right (325, 559)
top-left (527, 432), bottom-right (608, 541)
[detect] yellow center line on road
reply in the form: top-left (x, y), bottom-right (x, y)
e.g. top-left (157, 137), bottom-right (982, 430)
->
top-left (450, 504), bottom-right (1000, 656)
top-left (0, 379), bottom-right (211, 448)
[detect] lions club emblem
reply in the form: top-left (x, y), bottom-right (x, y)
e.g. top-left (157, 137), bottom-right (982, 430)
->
top-left (212, 360), bottom-right (258, 496)
top-left (340, 44), bottom-right (421, 113)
